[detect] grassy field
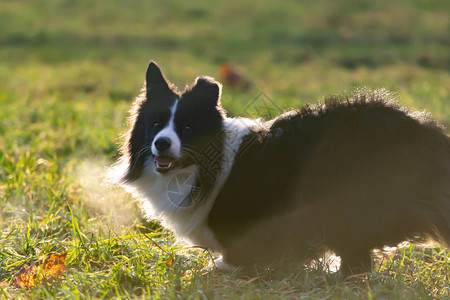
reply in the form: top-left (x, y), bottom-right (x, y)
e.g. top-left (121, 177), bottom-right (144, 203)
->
top-left (1, 0), bottom-right (449, 298)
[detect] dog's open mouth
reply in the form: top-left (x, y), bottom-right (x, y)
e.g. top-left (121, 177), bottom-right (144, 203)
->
top-left (154, 156), bottom-right (178, 173)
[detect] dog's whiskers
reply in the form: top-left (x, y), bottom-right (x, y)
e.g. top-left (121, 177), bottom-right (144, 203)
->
top-left (130, 144), bottom-right (152, 173)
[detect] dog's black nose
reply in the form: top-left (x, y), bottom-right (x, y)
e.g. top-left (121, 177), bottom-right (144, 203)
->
top-left (154, 137), bottom-right (171, 151)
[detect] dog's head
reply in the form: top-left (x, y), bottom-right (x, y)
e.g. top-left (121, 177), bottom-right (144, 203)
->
top-left (122, 61), bottom-right (226, 182)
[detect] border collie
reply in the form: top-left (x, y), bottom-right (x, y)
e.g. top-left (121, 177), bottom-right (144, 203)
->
top-left (110, 61), bottom-right (450, 275)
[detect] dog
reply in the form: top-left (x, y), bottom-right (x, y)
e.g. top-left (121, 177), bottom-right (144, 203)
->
top-left (109, 61), bottom-right (450, 275)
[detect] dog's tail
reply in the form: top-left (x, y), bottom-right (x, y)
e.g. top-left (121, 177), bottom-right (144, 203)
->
top-left (429, 135), bottom-right (450, 248)
top-left (431, 199), bottom-right (450, 249)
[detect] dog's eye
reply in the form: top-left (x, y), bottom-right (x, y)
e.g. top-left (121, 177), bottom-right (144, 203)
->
top-left (152, 121), bottom-right (160, 128)
top-left (183, 125), bottom-right (193, 134)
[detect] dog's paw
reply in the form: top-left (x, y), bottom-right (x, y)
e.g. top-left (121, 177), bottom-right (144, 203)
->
top-left (205, 256), bottom-right (236, 272)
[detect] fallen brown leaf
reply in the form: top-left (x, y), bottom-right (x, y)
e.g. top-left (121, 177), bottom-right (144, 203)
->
top-left (14, 253), bottom-right (68, 288)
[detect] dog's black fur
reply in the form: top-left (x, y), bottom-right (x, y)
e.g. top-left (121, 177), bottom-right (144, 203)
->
top-left (115, 62), bottom-right (450, 275)
top-left (209, 94), bottom-right (450, 273)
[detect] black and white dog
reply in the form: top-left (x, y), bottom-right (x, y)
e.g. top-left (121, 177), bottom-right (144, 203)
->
top-left (110, 61), bottom-right (450, 274)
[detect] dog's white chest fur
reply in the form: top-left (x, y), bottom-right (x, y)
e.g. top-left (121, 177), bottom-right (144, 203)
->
top-left (132, 163), bottom-right (219, 248)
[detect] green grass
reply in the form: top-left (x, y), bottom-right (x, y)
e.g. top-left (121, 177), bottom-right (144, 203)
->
top-left (1, 0), bottom-right (449, 298)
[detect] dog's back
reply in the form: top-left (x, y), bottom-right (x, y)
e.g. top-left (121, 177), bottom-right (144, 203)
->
top-left (209, 91), bottom-right (450, 273)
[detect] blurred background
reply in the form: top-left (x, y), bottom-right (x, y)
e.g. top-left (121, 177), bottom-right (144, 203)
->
top-left (1, 0), bottom-right (449, 115)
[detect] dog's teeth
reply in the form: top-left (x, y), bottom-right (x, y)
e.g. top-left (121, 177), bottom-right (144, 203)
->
top-left (155, 161), bottom-right (174, 169)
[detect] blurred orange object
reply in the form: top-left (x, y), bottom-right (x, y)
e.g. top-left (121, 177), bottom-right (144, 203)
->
top-left (14, 253), bottom-right (68, 288)
top-left (220, 63), bottom-right (251, 90)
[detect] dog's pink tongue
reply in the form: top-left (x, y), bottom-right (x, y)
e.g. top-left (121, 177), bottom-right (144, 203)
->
top-left (154, 156), bottom-right (175, 167)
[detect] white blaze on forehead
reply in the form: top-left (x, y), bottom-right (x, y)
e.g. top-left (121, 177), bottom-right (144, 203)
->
top-left (151, 99), bottom-right (181, 157)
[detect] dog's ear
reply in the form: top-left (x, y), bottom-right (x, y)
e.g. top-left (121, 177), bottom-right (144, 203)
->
top-left (145, 61), bottom-right (169, 91)
top-left (190, 76), bottom-right (222, 106)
